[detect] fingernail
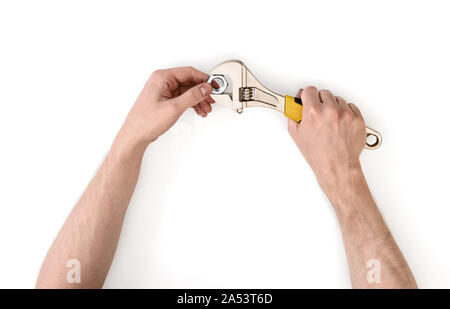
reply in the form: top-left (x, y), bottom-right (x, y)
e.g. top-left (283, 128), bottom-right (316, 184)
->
top-left (200, 84), bottom-right (210, 96)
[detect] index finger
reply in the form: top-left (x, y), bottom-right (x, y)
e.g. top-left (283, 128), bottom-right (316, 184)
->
top-left (167, 66), bottom-right (209, 87)
top-left (300, 86), bottom-right (321, 107)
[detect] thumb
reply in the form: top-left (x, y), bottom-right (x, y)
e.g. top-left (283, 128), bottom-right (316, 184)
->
top-left (171, 83), bottom-right (212, 111)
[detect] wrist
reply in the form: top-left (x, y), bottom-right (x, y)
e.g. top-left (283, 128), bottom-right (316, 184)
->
top-left (315, 161), bottom-right (363, 191)
top-left (316, 163), bottom-right (368, 213)
top-left (109, 125), bottom-right (148, 164)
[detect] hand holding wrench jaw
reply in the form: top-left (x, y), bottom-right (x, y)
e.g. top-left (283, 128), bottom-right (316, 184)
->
top-left (207, 59), bottom-right (382, 150)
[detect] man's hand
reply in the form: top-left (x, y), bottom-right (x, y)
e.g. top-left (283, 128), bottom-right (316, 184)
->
top-left (36, 66), bottom-right (214, 288)
top-left (288, 86), bottom-right (417, 289)
top-left (122, 66), bottom-right (214, 147)
top-left (288, 86), bottom-right (366, 191)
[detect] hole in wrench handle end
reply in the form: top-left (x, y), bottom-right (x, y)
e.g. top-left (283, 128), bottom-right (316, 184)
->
top-left (365, 127), bottom-right (382, 150)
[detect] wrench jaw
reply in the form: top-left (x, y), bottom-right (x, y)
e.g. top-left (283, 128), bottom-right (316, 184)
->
top-left (209, 60), bottom-right (245, 113)
top-left (209, 59), bottom-right (285, 114)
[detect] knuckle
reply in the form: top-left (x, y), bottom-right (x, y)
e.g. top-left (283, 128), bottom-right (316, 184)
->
top-left (336, 96), bottom-right (345, 104)
top-left (151, 69), bottom-right (165, 80)
top-left (306, 103), bottom-right (320, 116)
top-left (152, 69), bottom-right (163, 77)
top-left (324, 107), bottom-right (340, 124)
top-left (343, 109), bottom-right (354, 122)
top-left (303, 86), bottom-right (318, 95)
top-left (324, 104), bottom-right (339, 117)
top-left (184, 89), bottom-right (197, 102)
top-left (349, 103), bottom-right (359, 111)
top-left (320, 90), bottom-right (336, 103)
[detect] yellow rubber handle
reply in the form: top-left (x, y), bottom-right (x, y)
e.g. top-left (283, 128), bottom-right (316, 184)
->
top-left (284, 95), bottom-right (303, 122)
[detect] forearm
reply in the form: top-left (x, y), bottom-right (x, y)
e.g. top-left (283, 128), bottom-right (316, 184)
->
top-left (321, 166), bottom-right (417, 288)
top-left (36, 66), bottom-right (212, 289)
top-left (36, 129), bottom-right (147, 288)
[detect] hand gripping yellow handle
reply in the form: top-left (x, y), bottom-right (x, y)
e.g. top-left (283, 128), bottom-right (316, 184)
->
top-left (283, 95), bottom-right (382, 150)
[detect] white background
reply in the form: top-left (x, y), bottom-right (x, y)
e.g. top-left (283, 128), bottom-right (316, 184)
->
top-left (1, 0), bottom-right (449, 288)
